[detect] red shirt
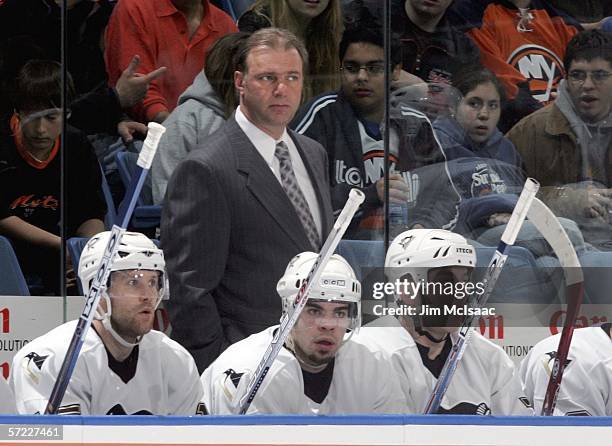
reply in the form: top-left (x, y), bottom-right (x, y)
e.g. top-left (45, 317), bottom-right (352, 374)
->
top-left (104, 0), bottom-right (237, 122)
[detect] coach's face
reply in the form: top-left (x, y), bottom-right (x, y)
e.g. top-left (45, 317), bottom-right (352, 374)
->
top-left (235, 46), bottom-right (304, 139)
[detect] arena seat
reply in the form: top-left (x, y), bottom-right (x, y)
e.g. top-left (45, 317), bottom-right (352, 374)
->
top-left (99, 162), bottom-right (116, 230)
top-left (0, 235), bottom-right (29, 296)
top-left (115, 151), bottom-right (161, 230)
top-left (577, 251), bottom-right (612, 304)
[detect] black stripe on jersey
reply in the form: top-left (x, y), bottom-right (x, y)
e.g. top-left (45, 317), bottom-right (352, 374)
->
top-left (57, 403), bottom-right (81, 415)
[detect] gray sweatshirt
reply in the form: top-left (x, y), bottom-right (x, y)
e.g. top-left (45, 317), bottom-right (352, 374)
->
top-left (555, 80), bottom-right (612, 185)
top-left (151, 71), bottom-right (226, 204)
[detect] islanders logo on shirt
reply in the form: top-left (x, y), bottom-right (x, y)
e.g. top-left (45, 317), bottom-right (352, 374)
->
top-left (507, 44), bottom-right (565, 103)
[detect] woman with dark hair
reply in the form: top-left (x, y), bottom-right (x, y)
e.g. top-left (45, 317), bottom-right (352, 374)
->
top-left (151, 32), bottom-right (250, 204)
top-left (0, 60), bottom-right (106, 295)
top-left (409, 68), bottom-right (584, 254)
top-left (238, 0), bottom-right (343, 100)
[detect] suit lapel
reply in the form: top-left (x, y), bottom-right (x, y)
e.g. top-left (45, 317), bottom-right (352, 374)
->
top-left (227, 119), bottom-right (311, 250)
top-left (289, 130), bottom-right (332, 234)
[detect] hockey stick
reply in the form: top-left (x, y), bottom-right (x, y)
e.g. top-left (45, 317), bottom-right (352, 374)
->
top-left (238, 188), bottom-right (365, 414)
top-left (45, 123), bottom-right (166, 414)
top-left (526, 198), bottom-right (584, 416)
top-left (424, 178), bottom-right (539, 414)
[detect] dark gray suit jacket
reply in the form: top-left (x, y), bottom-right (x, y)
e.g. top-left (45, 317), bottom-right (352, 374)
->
top-left (161, 117), bottom-right (333, 372)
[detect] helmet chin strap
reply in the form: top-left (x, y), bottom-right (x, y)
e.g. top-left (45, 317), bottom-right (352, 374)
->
top-left (415, 327), bottom-right (448, 344)
top-left (97, 290), bottom-right (142, 349)
top-left (102, 316), bottom-right (142, 348)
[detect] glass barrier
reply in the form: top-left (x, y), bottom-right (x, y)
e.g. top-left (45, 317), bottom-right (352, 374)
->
top-left (0, 0), bottom-right (611, 425)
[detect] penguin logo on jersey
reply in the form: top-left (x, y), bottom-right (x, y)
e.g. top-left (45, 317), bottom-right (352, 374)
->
top-left (22, 352), bottom-right (49, 385)
top-left (542, 351), bottom-right (572, 376)
top-left (507, 45), bottom-right (565, 103)
top-left (23, 352), bottom-right (48, 370)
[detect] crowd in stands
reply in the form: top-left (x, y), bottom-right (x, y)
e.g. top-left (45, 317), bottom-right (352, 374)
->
top-left (1, 0), bottom-right (612, 413)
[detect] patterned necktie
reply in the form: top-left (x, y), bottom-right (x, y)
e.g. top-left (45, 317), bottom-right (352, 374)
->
top-left (274, 141), bottom-right (320, 250)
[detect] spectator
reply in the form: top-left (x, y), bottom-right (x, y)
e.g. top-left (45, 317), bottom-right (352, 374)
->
top-left (507, 30), bottom-right (612, 250)
top-left (450, 0), bottom-right (581, 131)
top-left (161, 28), bottom-right (333, 372)
top-left (549, 0), bottom-right (611, 25)
top-left (238, 0), bottom-right (344, 100)
top-left (391, 0), bottom-right (481, 85)
top-left (0, 60), bottom-right (106, 295)
top-left (0, 0), bottom-right (116, 95)
top-left (152, 32), bottom-right (250, 205)
top-left (105, 0), bottom-right (237, 123)
top-left (408, 67), bottom-right (584, 254)
top-left (292, 24), bottom-right (410, 238)
top-left (408, 68), bottom-right (524, 233)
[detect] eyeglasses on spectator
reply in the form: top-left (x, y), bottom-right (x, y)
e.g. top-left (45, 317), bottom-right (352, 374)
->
top-left (567, 70), bottom-right (612, 85)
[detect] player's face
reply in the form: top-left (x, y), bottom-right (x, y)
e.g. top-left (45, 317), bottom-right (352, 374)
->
top-left (17, 108), bottom-right (63, 154)
top-left (455, 82), bottom-right (501, 145)
top-left (235, 46), bottom-right (304, 139)
top-left (292, 301), bottom-right (350, 368)
top-left (107, 270), bottom-right (162, 341)
top-left (566, 58), bottom-right (612, 124)
top-left (405, 0), bottom-right (452, 19)
top-left (422, 265), bottom-right (472, 332)
top-left (286, 0), bottom-right (330, 20)
top-left (341, 42), bottom-right (395, 119)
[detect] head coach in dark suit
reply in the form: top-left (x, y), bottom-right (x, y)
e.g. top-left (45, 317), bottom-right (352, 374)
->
top-left (161, 28), bottom-right (334, 372)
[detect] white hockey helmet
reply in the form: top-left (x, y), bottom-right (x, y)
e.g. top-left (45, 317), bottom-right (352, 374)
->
top-left (277, 252), bottom-right (361, 332)
top-left (78, 231), bottom-right (168, 346)
top-left (385, 229), bottom-right (476, 282)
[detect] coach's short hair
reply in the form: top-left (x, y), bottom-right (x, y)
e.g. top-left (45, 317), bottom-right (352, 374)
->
top-left (235, 27), bottom-right (309, 74)
top-left (564, 29), bottom-right (612, 71)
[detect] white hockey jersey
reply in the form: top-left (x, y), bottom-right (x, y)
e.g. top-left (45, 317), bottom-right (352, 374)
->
top-left (519, 326), bottom-right (612, 416)
top-left (201, 326), bottom-right (408, 415)
top-left (10, 321), bottom-right (204, 415)
top-left (355, 317), bottom-right (533, 415)
top-left (0, 377), bottom-right (16, 414)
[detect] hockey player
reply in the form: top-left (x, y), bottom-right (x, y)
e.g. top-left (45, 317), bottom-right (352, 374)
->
top-left (520, 324), bottom-right (612, 416)
top-left (10, 231), bottom-right (205, 415)
top-left (201, 251), bottom-right (408, 415)
top-left (0, 377), bottom-right (16, 413)
top-left (355, 229), bottom-right (533, 415)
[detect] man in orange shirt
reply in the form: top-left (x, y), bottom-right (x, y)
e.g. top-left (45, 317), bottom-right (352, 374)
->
top-left (105, 0), bottom-right (237, 123)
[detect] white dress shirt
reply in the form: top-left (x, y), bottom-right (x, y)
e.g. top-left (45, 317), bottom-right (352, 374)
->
top-left (235, 106), bottom-right (322, 238)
